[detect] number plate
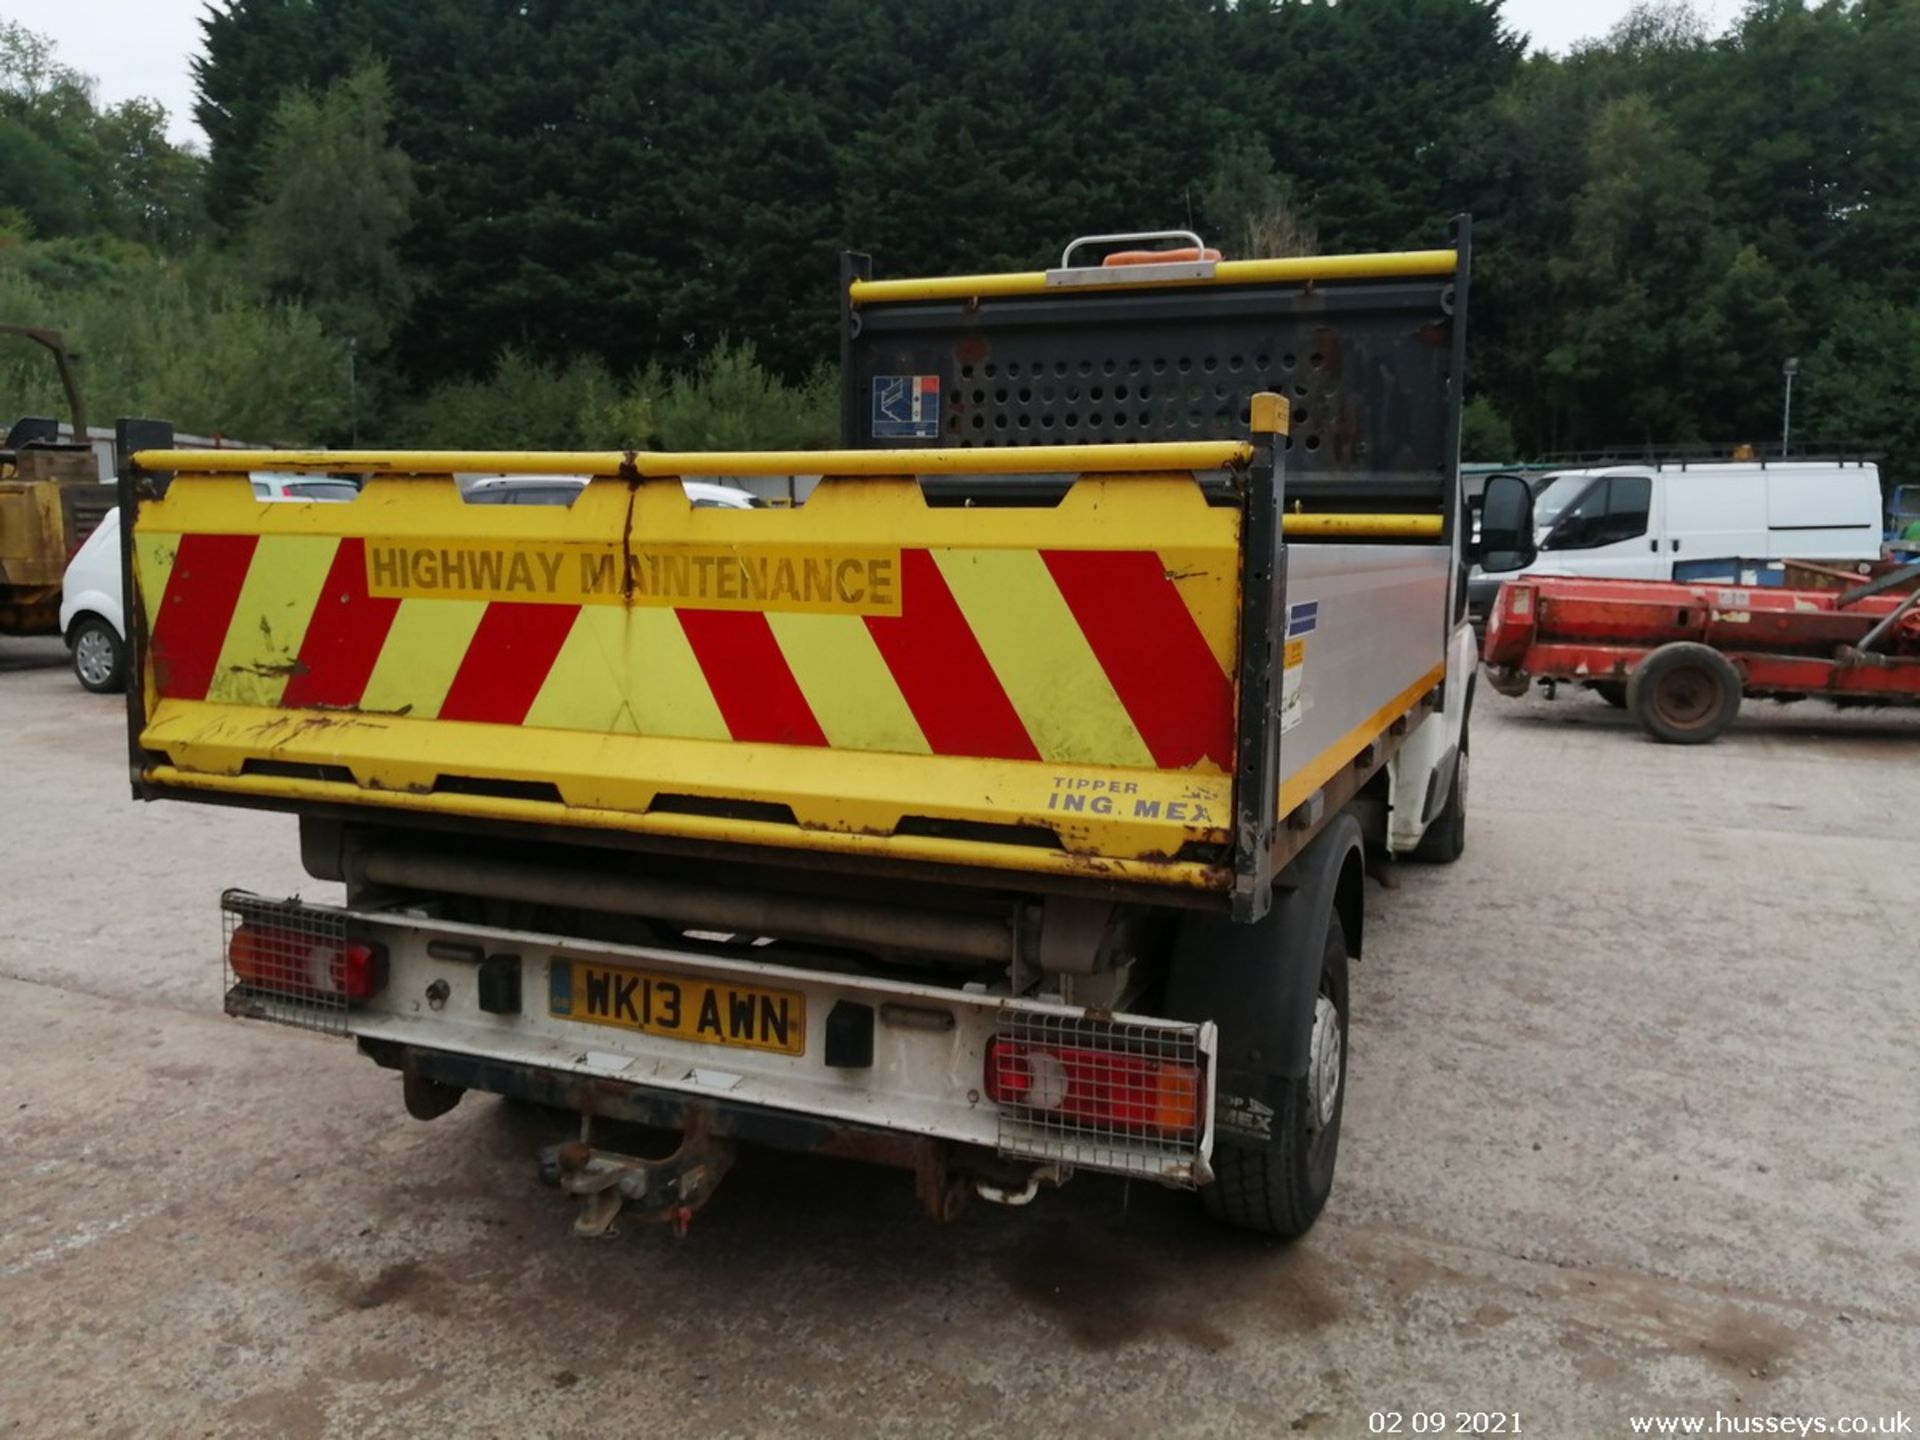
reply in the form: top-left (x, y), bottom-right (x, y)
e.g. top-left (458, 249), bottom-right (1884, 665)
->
top-left (548, 961), bottom-right (806, 1056)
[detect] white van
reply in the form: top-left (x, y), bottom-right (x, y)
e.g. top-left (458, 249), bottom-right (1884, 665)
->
top-left (1470, 459), bottom-right (1882, 620)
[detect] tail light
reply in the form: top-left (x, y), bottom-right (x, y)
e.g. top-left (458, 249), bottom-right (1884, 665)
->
top-left (227, 924), bottom-right (385, 1002)
top-left (1483, 583), bottom-right (1535, 662)
top-left (985, 1035), bottom-right (1201, 1138)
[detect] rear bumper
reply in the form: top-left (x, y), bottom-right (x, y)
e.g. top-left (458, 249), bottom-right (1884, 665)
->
top-left (362, 1035), bottom-right (1011, 1216)
top-left (223, 892), bottom-right (1216, 1189)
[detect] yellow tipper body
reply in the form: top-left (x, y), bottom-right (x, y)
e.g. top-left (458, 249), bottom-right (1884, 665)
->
top-left (130, 444), bottom-right (1250, 891)
top-left (127, 239), bottom-right (1465, 907)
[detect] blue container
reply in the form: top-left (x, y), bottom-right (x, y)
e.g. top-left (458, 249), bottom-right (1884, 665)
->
top-left (1672, 557), bottom-right (1788, 587)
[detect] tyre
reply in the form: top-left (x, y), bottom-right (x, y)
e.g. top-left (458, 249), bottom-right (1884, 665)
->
top-left (1203, 915), bottom-right (1350, 1237)
top-left (1592, 681), bottom-right (1627, 709)
top-left (69, 615), bottom-right (126, 694)
top-left (1164, 814), bottom-right (1361, 1238)
top-left (1626, 642), bottom-right (1741, 744)
top-left (1411, 729), bottom-right (1467, 864)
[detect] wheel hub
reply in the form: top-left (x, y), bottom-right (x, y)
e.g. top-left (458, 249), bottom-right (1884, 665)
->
top-left (1655, 667), bottom-right (1716, 727)
top-left (1307, 995), bottom-right (1341, 1131)
top-left (75, 630), bottom-right (114, 686)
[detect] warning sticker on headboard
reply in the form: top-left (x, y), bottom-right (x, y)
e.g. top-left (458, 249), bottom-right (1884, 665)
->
top-left (872, 375), bottom-right (941, 439)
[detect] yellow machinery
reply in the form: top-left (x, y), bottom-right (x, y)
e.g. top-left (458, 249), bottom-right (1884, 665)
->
top-left (1, 325), bottom-right (109, 635)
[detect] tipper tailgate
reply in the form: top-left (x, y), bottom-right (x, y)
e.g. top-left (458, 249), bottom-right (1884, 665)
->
top-left (122, 442), bottom-right (1256, 893)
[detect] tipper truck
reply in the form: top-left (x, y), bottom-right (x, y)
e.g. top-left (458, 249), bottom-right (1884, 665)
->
top-left (115, 221), bottom-right (1536, 1237)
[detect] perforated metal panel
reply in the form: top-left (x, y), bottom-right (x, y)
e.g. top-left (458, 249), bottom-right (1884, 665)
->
top-left (845, 273), bottom-right (1461, 501)
top-left (938, 347), bottom-right (1271, 445)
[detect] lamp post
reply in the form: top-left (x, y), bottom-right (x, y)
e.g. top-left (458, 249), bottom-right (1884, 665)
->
top-left (1781, 356), bottom-right (1798, 457)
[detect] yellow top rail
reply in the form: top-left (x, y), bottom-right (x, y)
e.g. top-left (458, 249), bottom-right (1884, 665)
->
top-left (134, 440), bottom-right (1255, 478)
top-left (133, 447), bottom-right (1443, 537)
top-left (849, 249), bottom-right (1459, 306)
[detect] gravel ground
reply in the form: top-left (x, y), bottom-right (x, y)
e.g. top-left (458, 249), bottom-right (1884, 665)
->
top-left (2, 632), bottom-right (1916, 1438)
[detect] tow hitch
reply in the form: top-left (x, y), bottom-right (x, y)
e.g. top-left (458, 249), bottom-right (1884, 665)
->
top-left (538, 1108), bottom-right (735, 1238)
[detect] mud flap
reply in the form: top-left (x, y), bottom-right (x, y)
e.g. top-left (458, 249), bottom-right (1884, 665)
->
top-left (1164, 811), bottom-right (1362, 1152)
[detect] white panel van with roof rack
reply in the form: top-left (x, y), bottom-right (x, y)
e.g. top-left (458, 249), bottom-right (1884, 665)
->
top-left (1469, 459), bottom-right (1882, 622)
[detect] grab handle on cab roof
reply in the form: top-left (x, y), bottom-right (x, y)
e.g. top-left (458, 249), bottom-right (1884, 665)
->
top-left (1058, 230), bottom-right (1216, 268)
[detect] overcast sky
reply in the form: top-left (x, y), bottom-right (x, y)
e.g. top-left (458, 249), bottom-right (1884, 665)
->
top-left (9, 0), bottom-right (1741, 149)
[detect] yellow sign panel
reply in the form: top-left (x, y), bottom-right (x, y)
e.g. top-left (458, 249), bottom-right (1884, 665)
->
top-left (1284, 637), bottom-right (1307, 668)
top-left (364, 540), bottom-right (903, 616)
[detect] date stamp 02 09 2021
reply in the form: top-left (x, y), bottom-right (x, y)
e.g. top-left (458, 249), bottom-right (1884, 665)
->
top-left (1368, 1415), bottom-right (1522, 1436)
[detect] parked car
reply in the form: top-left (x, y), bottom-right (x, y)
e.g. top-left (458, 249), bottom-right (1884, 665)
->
top-left (59, 506), bottom-right (126, 692)
top-left (461, 475), bottom-right (759, 508)
top-left (1468, 459), bottom-right (1883, 629)
top-left (252, 473), bottom-right (362, 501)
top-left (60, 479), bottom-right (358, 693)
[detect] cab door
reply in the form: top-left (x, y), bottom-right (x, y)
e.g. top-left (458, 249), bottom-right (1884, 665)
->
top-left (1534, 472), bottom-right (1661, 580)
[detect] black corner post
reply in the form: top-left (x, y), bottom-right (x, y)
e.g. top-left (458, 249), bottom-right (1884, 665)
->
top-left (837, 251), bottom-right (873, 448)
top-left (1229, 397), bottom-right (1289, 923)
top-left (115, 418), bottom-right (174, 799)
top-left (1444, 213), bottom-right (1474, 629)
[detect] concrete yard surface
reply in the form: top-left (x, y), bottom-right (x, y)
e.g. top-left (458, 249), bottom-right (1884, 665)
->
top-left (2, 632), bottom-right (1917, 1437)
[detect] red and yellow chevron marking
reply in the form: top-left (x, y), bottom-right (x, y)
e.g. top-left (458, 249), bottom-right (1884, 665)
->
top-left (135, 472), bottom-right (1242, 773)
top-left (131, 469), bottom-right (1246, 882)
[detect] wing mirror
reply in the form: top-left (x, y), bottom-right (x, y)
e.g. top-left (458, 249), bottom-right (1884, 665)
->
top-left (1473, 473), bottom-right (1536, 574)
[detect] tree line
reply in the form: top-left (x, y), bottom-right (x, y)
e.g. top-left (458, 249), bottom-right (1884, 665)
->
top-left (2, 0), bottom-right (1915, 483)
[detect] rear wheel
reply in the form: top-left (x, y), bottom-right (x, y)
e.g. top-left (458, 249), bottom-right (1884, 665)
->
top-left (1627, 642), bottom-right (1741, 744)
top-left (69, 616), bottom-right (125, 694)
top-left (1203, 916), bottom-right (1349, 1237)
